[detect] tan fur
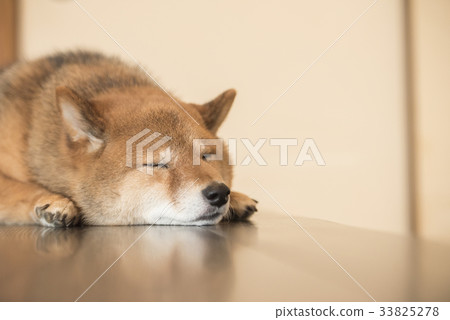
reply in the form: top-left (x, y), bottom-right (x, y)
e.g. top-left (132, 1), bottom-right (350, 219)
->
top-left (0, 51), bottom-right (257, 227)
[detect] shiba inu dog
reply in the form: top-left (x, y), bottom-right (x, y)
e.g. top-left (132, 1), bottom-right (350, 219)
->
top-left (0, 51), bottom-right (257, 227)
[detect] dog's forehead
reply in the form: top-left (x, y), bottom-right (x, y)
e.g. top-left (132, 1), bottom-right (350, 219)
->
top-left (94, 88), bottom-right (211, 141)
top-left (139, 106), bottom-right (210, 136)
top-left (109, 105), bottom-right (214, 150)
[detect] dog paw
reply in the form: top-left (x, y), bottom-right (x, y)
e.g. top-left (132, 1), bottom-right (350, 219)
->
top-left (224, 191), bottom-right (258, 221)
top-left (34, 194), bottom-right (80, 227)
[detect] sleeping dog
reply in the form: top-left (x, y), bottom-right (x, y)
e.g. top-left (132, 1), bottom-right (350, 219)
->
top-left (0, 51), bottom-right (257, 227)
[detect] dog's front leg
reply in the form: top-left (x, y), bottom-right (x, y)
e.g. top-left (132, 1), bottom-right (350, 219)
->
top-left (224, 191), bottom-right (258, 221)
top-left (0, 173), bottom-right (80, 227)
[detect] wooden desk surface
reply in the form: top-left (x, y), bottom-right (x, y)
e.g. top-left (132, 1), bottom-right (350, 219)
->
top-left (0, 213), bottom-right (449, 301)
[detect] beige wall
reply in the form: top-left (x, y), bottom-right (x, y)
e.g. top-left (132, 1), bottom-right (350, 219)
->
top-left (410, 0), bottom-right (450, 243)
top-left (19, 0), bottom-right (411, 234)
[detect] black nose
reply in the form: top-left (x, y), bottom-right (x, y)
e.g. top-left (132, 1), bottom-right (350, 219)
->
top-left (202, 182), bottom-right (230, 207)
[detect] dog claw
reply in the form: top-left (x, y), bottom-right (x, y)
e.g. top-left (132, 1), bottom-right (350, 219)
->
top-left (224, 192), bottom-right (258, 221)
top-left (34, 195), bottom-right (79, 228)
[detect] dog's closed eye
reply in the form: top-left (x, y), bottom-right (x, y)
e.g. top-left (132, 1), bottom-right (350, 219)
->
top-left (143, 163), bottom-right (169, 169)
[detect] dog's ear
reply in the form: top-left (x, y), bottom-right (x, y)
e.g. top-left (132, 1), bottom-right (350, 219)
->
top-left (196, 89), bottom-right (236, 134)
top-left (56, 86), bottom-right (104, 152)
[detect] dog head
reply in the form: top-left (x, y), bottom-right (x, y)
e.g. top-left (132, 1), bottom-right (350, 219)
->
top-left (56, 86), bottom-right (236, 225)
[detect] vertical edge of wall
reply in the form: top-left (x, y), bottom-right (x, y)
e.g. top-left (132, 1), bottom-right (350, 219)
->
top-left (403, 0), bottom-right (419, 236)
top-left (0, 0), bottom-right (18, 68)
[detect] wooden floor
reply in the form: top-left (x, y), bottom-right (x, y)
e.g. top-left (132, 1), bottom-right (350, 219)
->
top-left (0, 212), bottom-right (449, 301)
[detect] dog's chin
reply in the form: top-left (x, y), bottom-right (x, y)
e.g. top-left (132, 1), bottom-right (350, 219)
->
top-left (151, 211), bottom-right (224, 226)
top-left (162, 203), bottom-right (229, 226)
top-left (192, 209), bottom-right (224, 225)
